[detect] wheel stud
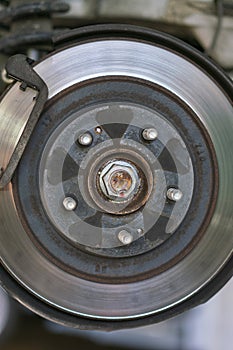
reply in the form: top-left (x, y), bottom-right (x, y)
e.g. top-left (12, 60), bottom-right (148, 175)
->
top-left (78, 132), bottom-right (93, 146)
top-left (63, 197), bottom-right (77, 211)
top-left (142, 128), bottom-right (158, 141)
top-left (118, 230), bottom-right (133, 245)
top-left (167, 188), bottom-right (183, 202)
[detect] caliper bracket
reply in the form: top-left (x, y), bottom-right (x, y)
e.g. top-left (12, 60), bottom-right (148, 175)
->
top-left (0, 54), bottom-right (48, 189)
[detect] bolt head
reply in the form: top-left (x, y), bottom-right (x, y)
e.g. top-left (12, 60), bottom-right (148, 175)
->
top-left (167, 188), bottom-right (183, 202)
top-left (78, 132), bottom-right (93, 146)
top-left (110, 170), bottom-right (132, 194)
top-left (63, 197), bottom-right (77, 211)
top-left (142, 128), bottom-right (158, 141)
top-left (137, 228), bottom-right (144, 235)
top-left (118, 230), bottom-right (133, 245)
top-left (99, 160), bottom-right (140, 201)
top-left (95, 126), bottom-right (102, 134)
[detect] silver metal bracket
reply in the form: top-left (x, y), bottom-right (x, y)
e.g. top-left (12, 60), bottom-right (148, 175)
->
top-left (0, 54), bottom-right (48, 189)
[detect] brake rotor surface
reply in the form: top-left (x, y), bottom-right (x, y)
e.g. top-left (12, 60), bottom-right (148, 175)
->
top-left (0, 25), bottom-right (232, 329)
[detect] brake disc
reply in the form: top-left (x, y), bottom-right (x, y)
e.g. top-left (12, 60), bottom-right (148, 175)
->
top-left (0, 25), bottom-right (232, 330)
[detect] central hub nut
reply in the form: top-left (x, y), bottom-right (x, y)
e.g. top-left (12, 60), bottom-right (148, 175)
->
top-left (110, 170), bottom-right (133, 195)
top-left (99, 160), bottom-right (140, 202)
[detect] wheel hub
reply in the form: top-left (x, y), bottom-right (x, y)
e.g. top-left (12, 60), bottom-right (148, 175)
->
top-left (36, 101), bottom-right (194, 253)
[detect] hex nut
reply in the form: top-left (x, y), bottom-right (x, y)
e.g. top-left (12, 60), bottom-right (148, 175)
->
top-left (99, 160), bottom-right (140, 201)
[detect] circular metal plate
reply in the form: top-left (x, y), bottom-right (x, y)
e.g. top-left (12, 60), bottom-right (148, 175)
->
top-left (0, 25), bottom-right (232, 327)
top-left (15, 77), bottom-right (212, 271)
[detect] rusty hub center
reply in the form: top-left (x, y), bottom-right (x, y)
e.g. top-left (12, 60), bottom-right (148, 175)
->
top-left (98, 159), bottom-right (140, 202)
top-left (110, 170), bottom-right (133, 195)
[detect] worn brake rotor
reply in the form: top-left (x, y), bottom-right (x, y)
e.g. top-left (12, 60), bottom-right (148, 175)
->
top-left (0, 25), bottom-right (232, 330)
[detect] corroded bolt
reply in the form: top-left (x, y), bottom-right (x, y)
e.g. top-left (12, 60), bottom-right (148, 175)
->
top-left (167, 188), bottom-right (183, 202)
top-left (142, 128), bottom-right (158, 141)
top-left (110, 170), bottom-right (132, 195)
top-left (78, 132), bottom-right (93, 146)
top-left (95, 126), bottom-right (102, 134)
top-left (63, 197), bottom-right (77, 211)
top-left (118, 230), bottom-right (133, 245)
